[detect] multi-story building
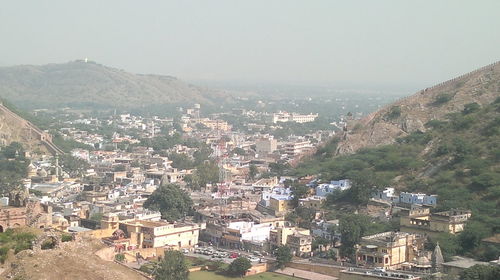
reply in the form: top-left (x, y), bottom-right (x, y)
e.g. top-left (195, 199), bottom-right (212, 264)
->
top-left (400, 207), bottom-right (471, 236)
top-left (283, 141), bottom-right (314, 157)
top-left (399, 192), bottom-right (437, 206)
top-left (221, 220), bottom-right (273, 249)
top-left (372, 187), bottom-right (399, 202)
top-left (255, 138), bottom-right (277, 154)
top-left (290, 113), bottom-right (318, 123)
top-left (269, 226), bottom-right (311, 254)
top-left (269, 195), bottom-right (293, 215)
top-left (287, 232), bottom-right (313, 257)
top-left (298, 196), bottom-right (325, 210)
top-left (312, 219), bottom-right (339, 241)
top-left (119, 219), bottom-right (199, 249)
top-left (356, 231), bottom-right (425, 270)
top-left (197, 118), bottom-right (231, 131)
top-left (271, 112), bottom-right (318, 124)
top-left (315, 180), bottom-right (351, 197)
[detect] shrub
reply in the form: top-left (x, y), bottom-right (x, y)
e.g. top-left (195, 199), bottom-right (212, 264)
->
top-left (115, 253), bottom-right (125, 262)
top-left (386, 106), bottom-right (401, 120)
top-left (61, 234), bottom-right (72, 242)
top-left (433, 93), bottom-right (453, 105)
top-left (425, 119), bottom-right (447, 129)
top-left (40, 238), bottom-right (56, 250)
top-left (0, 247), bottom-right (9, 264)
top-left (463, 102), bottom-right (481, 114)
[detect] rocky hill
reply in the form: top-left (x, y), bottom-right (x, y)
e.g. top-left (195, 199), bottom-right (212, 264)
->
top-left (336, 61), bottom-right (500, 154)
top-left (0, 101), bottom-right (62, 155)
top-left (0, 60), bottom-right (234, 110)
top-left (293, 61), bottom-right (500, 260)
top-left (2, 235), bottom-right (147, 280)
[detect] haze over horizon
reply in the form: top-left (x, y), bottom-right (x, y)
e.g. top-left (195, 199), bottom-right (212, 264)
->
top-left (1, 0), bottom-right (499, 91)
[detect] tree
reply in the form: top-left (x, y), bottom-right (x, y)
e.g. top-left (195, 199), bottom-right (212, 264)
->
top-left (60, 154), bottom-right (90, 177)
top-left (458, 221), bottom-right (491, 254)
top-left (460, 264), bottom-right (500, 280)
top-left (227, 257), bottom-right (252, 277)
top-left (0, 142), bottom-right (28, 195)
top-left (195, 163), bottom-right (219, 188)
top-left (286, 206), bottom-right (316, 229)
top-left (169, 153), bottom-right (196, 170)
top-left (275, 245), bottom-right (293, 269)
top-left (339, 215), bottom-right (363, 260)
top-left (429, 233), bottom-right (460, 261)
top-left (231, 147), bottom-right (246, 156)
top-left (154, 250), bottom-right (189, 280)
top-left (248, 164), bottom-right (258, 181)
top-left (338, 214), bottom-right (381, 260)
top-left (269, 162), bottom-right (290, 177)
top-left (144, 184), bottom-right (193, 221)
top-left (290, 184), bottom-right (309, 207)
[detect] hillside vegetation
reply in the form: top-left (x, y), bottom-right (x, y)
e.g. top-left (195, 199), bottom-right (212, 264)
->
top-left (0, 60), bottom-right (234, 110)
top-left (294, 96), bottom-right (500, 259)
top-left (336, 61), bottom-right (500, 154)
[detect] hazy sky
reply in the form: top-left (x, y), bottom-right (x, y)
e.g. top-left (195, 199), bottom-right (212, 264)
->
top-left (1, 1), bottom-right (499, 89)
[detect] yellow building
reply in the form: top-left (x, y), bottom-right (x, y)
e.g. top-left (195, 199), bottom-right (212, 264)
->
top-left (197, 118), bottom-right (231, 131)
top-left (269, 227), bottom-right (310, 248)
top-left (119, 220), bottom-right (200, 249)
top-left (400, 207), bottom-right (471, 236)
top-left (356, 231), bottom-right (425, 270)
top-left (287, 233), bottom-right (312, 257)
top-left (298, 196), bottom-right (325, 210)
top-left (269, 197), bottom-right (293, 214)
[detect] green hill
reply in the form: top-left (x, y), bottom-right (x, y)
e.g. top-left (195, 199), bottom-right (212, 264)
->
top-left (0, 60), bottom-right (234, 110)
top-left (294, 64), bottom-right (500, 260)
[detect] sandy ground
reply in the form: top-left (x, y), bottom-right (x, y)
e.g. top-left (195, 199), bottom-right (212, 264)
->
top-left (1, 239), bottom-right (148, 280)
top-left (275, 268), bottom-right (338, 280)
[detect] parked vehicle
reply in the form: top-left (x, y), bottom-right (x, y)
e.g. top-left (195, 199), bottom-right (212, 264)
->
top-left (253, 251), bottom-right (263, 257)
top-left (247, 256), bottom-right (260, 262)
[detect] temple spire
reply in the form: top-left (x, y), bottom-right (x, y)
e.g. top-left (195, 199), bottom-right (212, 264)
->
top-left (432, 241), bottom-right (444, 273)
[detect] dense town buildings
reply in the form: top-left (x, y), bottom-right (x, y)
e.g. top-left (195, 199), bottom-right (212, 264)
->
top-left (0, 103), bottom-right (485, 280)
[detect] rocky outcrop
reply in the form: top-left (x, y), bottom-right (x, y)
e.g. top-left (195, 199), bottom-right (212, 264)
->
top-left (337, 61), bottom-right (500, 155)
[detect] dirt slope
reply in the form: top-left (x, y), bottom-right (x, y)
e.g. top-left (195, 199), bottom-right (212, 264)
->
top-left (2, 239), bottom-right (147, 280)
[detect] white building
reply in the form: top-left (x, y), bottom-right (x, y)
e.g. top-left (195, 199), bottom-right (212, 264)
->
top-left (227, 221), bottom-right (273, 242)
top-left (271, 111), bottom-right (318, 124)
top-left (312, 219), bottom-right (340, 240)
top-left (283, 141), bottom-right (314, 157)
top-left (399, 192), bottom-right (437, 206)
top-left (373, 187), bottom-right (399, 202)
top-left (315, 180), bottom-right (351, 197)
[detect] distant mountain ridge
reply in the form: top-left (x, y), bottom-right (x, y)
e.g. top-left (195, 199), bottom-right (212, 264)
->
top-left (0, 60), bottom-right (234, 109)
top-left (337, 60), bottom-right (500, 154)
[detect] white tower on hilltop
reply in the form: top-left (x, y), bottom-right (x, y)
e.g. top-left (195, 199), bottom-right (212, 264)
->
top-left (84, 57), bottom-right (88, 63)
